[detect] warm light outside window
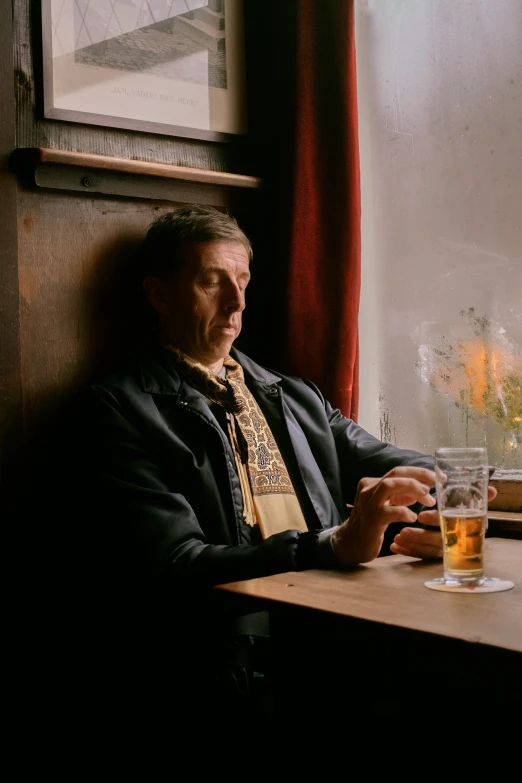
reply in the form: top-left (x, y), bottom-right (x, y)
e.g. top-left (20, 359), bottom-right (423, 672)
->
top-left (355, 0), bottom-right (522, 477)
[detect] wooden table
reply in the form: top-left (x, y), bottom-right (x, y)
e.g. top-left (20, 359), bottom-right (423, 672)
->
top-left (214, 538), bottom-right (522, 720)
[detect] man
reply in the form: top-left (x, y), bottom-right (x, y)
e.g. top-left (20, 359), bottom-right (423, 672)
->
top-left (45, 205), bottom-right (492, 736)
top-left (76, 208), bottom-right (443, 579)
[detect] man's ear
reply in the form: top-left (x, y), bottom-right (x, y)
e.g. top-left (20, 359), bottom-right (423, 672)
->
top-left (142, 276), bottom-right (169, 316)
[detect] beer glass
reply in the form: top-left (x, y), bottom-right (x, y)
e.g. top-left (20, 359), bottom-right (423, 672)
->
top-left (435, 447), bottom-right (489, 586)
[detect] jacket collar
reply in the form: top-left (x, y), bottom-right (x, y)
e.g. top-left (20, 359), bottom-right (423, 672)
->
top-left (138, 341), bottom-right (281, 396)
top-left (230, 346), bottom-right (281, 385)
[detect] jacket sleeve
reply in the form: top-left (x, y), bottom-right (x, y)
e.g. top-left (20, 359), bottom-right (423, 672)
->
top-left (291, 376), bottom-right (435, 504)
top-left (290, 377), bottom-right (435, 554)
top-left (67, 385), bottom-right (336, 592)
top-left (327, 402), bottom-right (435, 504)
top-left (323, 394), bottom-right (436, 554)
top-left (325, 398), bottom-right (437, 560)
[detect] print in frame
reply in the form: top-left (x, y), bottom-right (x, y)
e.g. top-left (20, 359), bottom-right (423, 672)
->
top-left (41, 0), bottom-right (247, 142)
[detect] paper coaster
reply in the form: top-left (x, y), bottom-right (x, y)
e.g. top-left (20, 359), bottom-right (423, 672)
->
top-left (424, 577), bottom-right (514, 593)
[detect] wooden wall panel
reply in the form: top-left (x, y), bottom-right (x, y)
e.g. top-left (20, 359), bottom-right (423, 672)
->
top-left (0, 1), bottom-right (22, 509)
top-left (16, 189), bottom-right (185, 424)
top-left (3, 0), bottom-right (275, 513)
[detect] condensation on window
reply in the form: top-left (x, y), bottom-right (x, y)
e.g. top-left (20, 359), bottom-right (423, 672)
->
top-left (355, 0), bottom-right (522, 470)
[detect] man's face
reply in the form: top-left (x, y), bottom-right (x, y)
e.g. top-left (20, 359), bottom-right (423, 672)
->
top-left (146, 241), bottom-right (251, 371)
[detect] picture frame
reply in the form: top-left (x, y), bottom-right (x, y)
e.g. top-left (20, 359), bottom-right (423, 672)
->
top-left (41, 0), bottom-right (247, 142)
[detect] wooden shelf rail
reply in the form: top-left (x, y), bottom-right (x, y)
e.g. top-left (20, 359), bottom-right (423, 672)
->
top-left (12, 147), bottom-right (263, 207)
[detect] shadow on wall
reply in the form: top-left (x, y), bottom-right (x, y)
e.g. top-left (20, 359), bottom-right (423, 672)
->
top-left (80, 233), bottom-right (156, 384)
top-left (6, 232), bottom-right (152, 524)
top-left (7, 230), bottom-right (160, 703)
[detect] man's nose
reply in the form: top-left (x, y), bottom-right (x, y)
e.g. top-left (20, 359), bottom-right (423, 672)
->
top-left (224, 281), bottom-right (245, 312)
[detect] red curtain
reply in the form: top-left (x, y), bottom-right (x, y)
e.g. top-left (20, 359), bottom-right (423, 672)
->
top-left (285, 0), bottom-right (361, 421)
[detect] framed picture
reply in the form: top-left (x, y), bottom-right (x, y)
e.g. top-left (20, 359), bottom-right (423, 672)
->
top-left (41, 0), bottom-right (247, 142)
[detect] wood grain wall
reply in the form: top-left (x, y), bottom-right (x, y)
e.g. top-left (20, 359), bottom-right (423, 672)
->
top-left (16, 190), bottom-right (182, 420)
top-left (2, 0), bottom-right (289, 516)
top-left (1, 2), bottom-right (23, 507)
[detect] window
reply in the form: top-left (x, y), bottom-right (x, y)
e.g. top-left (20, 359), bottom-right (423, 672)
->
top-left (355, 0), bottom-right (521, 515)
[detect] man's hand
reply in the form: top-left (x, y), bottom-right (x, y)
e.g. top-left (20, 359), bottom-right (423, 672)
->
top-left (390, 485), bottom-right (498, 559)
top-left (332, 466), bottom-right (437, 566)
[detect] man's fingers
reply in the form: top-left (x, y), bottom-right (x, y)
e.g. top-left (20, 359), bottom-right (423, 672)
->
top-left (385, 466), bottom-right (436, 485)
top-left (390, 541), bottom-right (442, 559)
top-left (388, 492), bottom-right (436, 507)
top-left (488, 486), bottom-right (498, 500)
top-left (397, 526), bottom-right (442, 545)
top-left (417, 509), bottom-right (441, 527)
top-left (370, 477), bottom-right (436, 508)
top-left (392, 525), bottom-right (443, 559)
top-left (380, 505), bottom-right (418, 525)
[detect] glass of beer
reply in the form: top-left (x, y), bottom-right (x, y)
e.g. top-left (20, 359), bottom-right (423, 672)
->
top-left (435, 447), bottom-right (489, 586)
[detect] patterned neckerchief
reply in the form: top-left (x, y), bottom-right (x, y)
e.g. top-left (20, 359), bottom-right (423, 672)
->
top-left (164, 344), bottom-right (242, 412)
top-left (163, 343), bottom-right (308, 536)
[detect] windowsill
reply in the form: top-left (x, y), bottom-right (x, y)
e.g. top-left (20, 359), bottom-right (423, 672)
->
top-left (488, 471), bottom-right (521, 534)
top-left (488, 510), bottom-right (522, 535)
top-left (489, 470), bottom-right (522, 513)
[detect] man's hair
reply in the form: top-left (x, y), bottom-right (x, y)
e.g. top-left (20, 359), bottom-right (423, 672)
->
top-left (140, 205), bottom-right (253, 280)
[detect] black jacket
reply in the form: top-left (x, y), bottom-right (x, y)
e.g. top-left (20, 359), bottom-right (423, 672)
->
top-left (28, 342), bottom-right (435, 731)
top-left (56, 343), bottom-right (434, 591)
